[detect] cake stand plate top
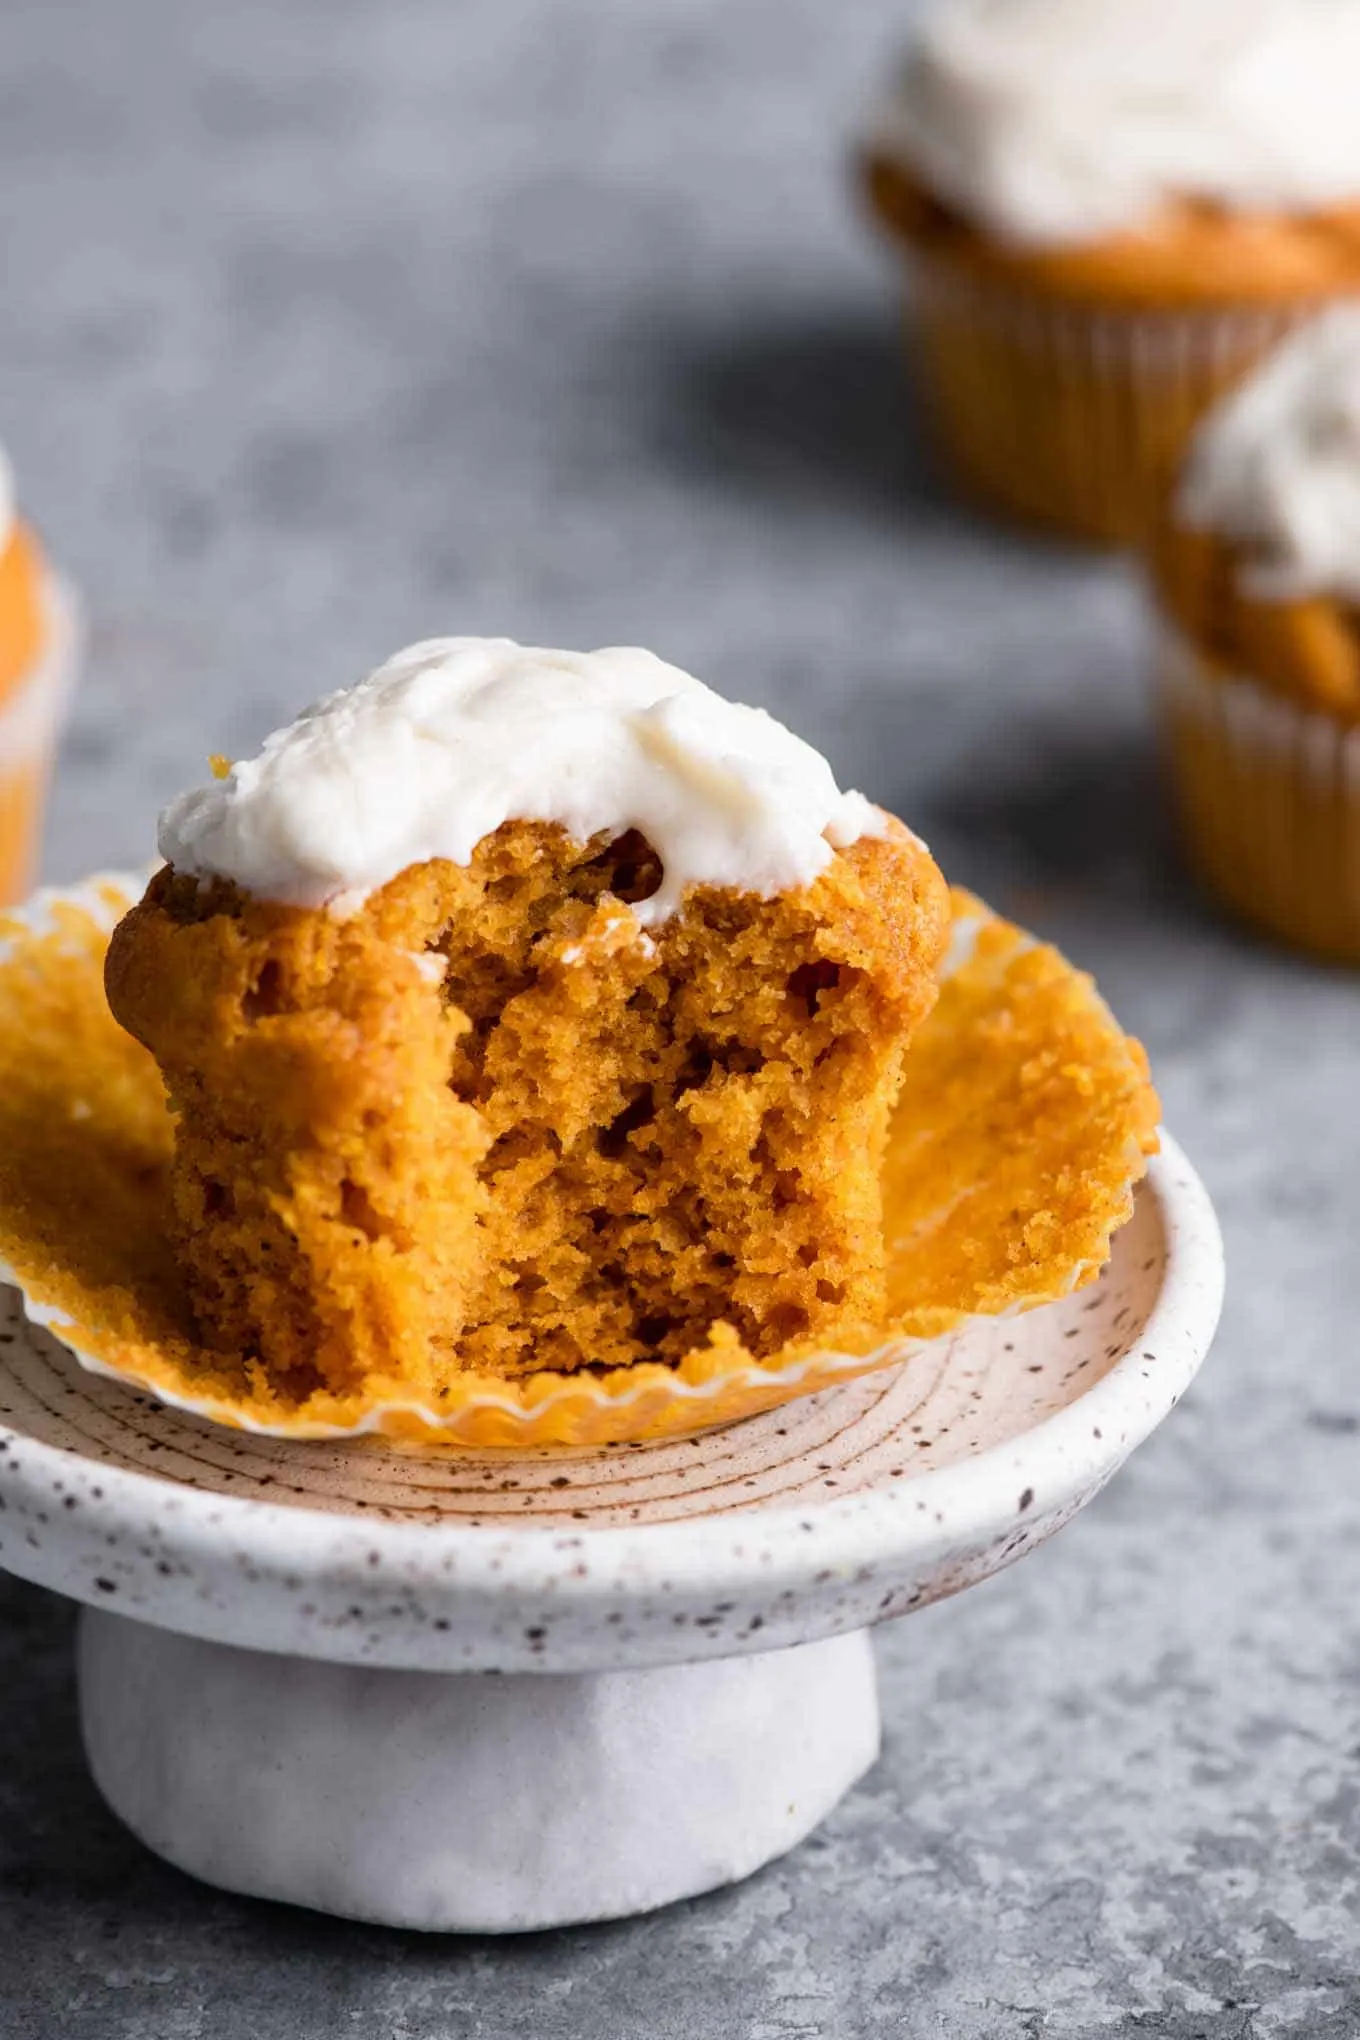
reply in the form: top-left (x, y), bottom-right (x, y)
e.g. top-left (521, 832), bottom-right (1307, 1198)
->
top-left (0, 1136), bottom-right (1221, 1674)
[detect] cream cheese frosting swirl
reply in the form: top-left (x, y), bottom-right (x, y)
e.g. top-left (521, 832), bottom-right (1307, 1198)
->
top-left (1178, 307), bottom-right (1360, 601)
top-left (873, 0), bottom-right (1360, 248)
top-left (159, 638), bottom-right (886, 921)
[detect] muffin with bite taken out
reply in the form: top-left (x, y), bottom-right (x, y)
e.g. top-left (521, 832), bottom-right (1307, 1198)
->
top-left (105, 639), bottom-right (951, 1401)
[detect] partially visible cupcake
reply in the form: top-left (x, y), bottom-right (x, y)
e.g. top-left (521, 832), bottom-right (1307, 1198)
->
top-left (0, 448), bottom-right (77, 905)
top-left (1150, 306), bottom-right (1360, 962)
top-left (862, 0), bottom-right (1360, 543)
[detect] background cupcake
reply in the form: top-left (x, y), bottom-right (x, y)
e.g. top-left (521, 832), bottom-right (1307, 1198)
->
top-left (863, 0), bottom-right (1360, 545)
top-left (0, 447), bottom-right (77, 907)
top-left (1150, 306), bottom-right (1360, 963)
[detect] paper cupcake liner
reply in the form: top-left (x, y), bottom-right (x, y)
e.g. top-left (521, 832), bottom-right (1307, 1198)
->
top-left (0, 574), bottom-right (81, 908)
top-left (1159, 626), bottom-right (1360, 964)
top-left (907, 260), bottom-right (1324, 545)
top-left (0, 873), bottom-right (1159, 1447)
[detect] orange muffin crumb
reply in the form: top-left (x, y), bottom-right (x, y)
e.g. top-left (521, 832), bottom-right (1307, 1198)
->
top-left (105, 822), bottom-right (950, 1397)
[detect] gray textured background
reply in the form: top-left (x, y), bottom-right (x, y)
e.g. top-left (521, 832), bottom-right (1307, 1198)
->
top-left (3, 1), bottom-right (1359, 2034)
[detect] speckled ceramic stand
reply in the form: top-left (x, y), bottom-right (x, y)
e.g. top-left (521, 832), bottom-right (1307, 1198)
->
top-left (0, 1137), bottom-right (1221, 1932)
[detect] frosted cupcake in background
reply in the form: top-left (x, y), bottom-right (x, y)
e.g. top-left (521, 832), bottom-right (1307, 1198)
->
top-left (1150, 308), bottom-right (1360, 963)
top-left (0, 449), bottom-right (77, 906)
top-left (862, 0), bottom-right (1360, 544)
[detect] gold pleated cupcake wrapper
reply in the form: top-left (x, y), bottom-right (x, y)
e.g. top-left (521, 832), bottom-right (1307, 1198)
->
top-left (1159, 625), bottom-right (1360, 966)
top-left (0, 872), bottom-right (1159, 1448)
top-left (906, 260), bottom-right (1324, 546)
top-left (0, 576), bottom-right (81, 908)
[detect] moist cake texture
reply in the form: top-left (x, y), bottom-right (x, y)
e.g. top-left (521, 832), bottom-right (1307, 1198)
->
top-left (105, 642), bottom-right (950, 1396)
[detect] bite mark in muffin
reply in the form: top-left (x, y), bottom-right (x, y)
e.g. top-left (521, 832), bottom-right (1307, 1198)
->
top-left (106, 658), bottom-right (950, 1397)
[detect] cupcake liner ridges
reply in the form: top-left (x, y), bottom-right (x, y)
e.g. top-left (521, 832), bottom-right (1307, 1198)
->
top-left (910, 260), bottom-right (1324, 545)
top-left (0, 874), bottom-right (1158, 1447)
top-left (1160, 627), bottom-right (1360, 965)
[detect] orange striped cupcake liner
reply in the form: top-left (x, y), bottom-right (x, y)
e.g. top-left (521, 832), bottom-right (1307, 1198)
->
top-left (0, 875), bottom-right (1158, 1447)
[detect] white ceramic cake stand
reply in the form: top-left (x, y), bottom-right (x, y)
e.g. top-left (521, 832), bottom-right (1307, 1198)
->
top-left (0, 1135), bottom-right (1221, 1933)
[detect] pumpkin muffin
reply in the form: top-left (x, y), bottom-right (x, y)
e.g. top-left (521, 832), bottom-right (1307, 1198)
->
top-left (1149, 307), bottom-right (1360, 962)
top-left (0, 447), bottom-right (76, 905)
top-left (105, 639), bottom-right (950, 1399)
top-left (862, 0), bottom-right (1360, 543)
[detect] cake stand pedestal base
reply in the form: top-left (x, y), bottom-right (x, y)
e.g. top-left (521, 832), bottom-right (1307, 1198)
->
top-left (78, 1609), bottom-right (880, 1932)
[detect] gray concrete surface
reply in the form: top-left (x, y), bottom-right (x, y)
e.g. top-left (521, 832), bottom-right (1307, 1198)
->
top-left (3, 0), bottom-right (1359, 2033)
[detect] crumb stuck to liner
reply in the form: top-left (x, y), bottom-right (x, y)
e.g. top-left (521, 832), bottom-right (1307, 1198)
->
top-left (0, 876), bottom-right (1158, 1447)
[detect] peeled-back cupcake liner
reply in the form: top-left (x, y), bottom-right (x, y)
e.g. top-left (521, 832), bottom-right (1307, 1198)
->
top-left (0, 872), bottom-right (1159, 1448)
top-left (907, 259), bottom-right (1326, 546)
top-left (0, 574), bottom-right (80, 907)
top-left (1159, 624), bottom-right (1360, 965)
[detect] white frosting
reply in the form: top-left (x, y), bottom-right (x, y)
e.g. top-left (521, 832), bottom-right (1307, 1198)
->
top-left (1179, 308), bottom-right (1360, 602)
top-left (159, 638), bottom-right (887, 921)
top-left (875, 0), bottom-right (1360, 247)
